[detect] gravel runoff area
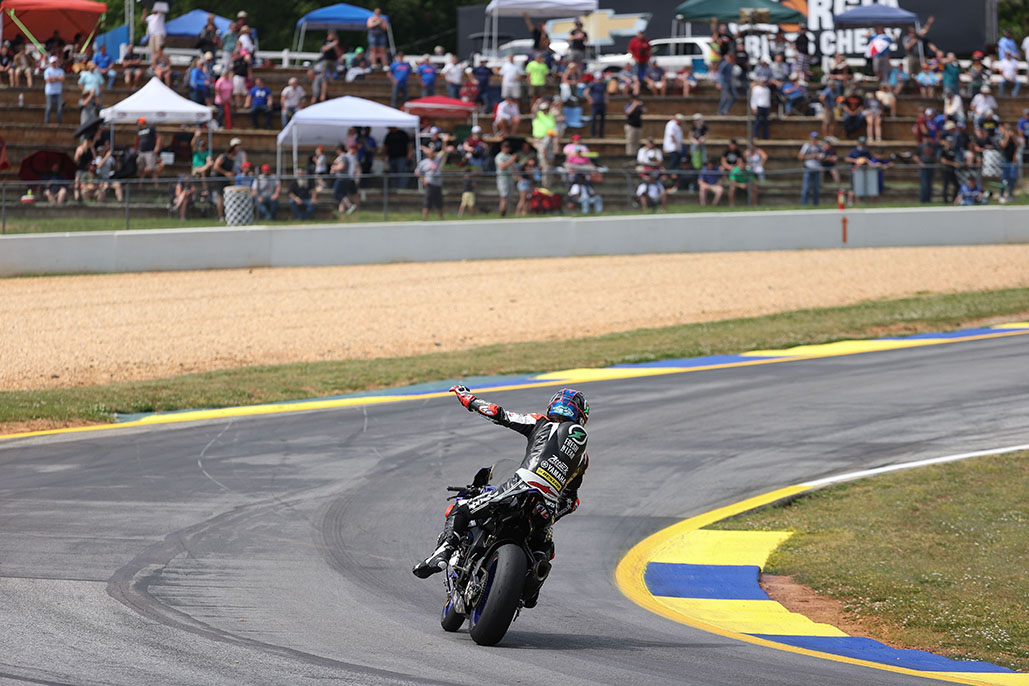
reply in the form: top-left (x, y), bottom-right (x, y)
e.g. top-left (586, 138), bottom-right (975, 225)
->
top-left (3, 245), bottom-right (1029, 392)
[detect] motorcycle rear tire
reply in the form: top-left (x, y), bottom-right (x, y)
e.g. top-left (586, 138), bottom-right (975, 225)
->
top-left (468, 543), bottom-right (527, 646)
top-left (440, 597), bottom-right (465, 632)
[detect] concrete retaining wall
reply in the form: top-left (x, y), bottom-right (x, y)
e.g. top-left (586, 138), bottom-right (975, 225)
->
top-left (2, 206), bottom-right (1028, 276)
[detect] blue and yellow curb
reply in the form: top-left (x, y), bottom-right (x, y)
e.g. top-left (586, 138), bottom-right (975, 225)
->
top-left (615, 465), bottom-right (1029, 686)
top-left (3, 322), bottom-right (1029, 442)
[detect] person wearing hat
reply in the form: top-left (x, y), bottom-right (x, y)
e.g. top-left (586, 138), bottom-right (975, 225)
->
top-left (938, 134), bottom-right (960, 204)
top-left (798, 131), bottom-right (823, 206)
top-left (136, 118), bottom-right (164, 183)
top-left (970, 85), bottom-right (998, 129)
top-left (77, 60), bottom-right (103, 125)
top-left (568, 19), bottom-right (588, 69)
top-left (252, 163), bottom-right (281, 220)
top-left (531, 99), bottom-right (558, 187)
top-left (237, 25), bottom-right (255, 57)
top-left (624, 96), bottom-right (645, 156)
top-left (43, 55), bottom-right (64, 124)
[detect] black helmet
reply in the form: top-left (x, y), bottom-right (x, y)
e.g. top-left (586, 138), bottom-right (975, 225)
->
top-left (546, 388), bottom-right (589, 425)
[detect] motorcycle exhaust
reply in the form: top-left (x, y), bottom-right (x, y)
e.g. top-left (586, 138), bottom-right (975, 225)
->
top-left (533, 559), bottom-right (552, 582)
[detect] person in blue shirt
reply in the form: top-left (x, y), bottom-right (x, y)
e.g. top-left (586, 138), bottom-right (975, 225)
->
top-left (997, 29), bottom-right (1019, 62)
top-left (585, 72), bottom-right (607, 137)
top-left (245, 77), bottom-right (272, 129)
top-left (389, 51), bottom-right (413, 108)
top-left (416, 55), bottom-right (437, 97)
top-left (188, 57), bottom-right (211, 105)
top-left (955, 178), bottom-right (984, 205)
top-left (472, 60), bottom-right (494, 112)
top-left (1017, 108), bottom-right (1029, 144)
top-left (93, 44), bottom-right (116, 89)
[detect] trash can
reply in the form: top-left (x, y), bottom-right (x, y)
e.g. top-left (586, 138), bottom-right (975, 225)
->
top-left (223, 185), bottom-right (254, 226)
top-left (851, 166), bottom-right (880, 198)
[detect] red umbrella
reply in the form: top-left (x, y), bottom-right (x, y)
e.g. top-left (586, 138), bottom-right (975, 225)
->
top-left (402, 96), bottom-right (476, 120)
top-left (19, 149), bottom-right (75, 181)
top-left (1, 0), bottom-right (107, 46)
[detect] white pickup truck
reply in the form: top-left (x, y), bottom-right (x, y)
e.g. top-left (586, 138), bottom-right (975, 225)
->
top-left (595, 37), bottom-right (712, 74)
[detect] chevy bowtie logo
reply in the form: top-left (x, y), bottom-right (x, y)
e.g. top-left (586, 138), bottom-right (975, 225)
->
top-left (546, 10), bottom-right (652, 48)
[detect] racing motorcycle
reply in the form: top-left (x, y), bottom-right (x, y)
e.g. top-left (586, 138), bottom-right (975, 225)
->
top-left (436, 465), bottom-right (555, 646)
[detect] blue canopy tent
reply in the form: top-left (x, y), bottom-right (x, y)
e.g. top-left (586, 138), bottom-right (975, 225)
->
top-left (293, 3), bottom-right (394, 54)
top-left (832, 5), bottom-right (922, 61)
top-left (140, 9), bottom-right (257, 44)
top-left (94, 23), bottom-right (128, 57)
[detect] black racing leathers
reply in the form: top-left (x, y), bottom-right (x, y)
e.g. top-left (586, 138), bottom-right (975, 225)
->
top-left (464, 396), bottom-right (588, 519)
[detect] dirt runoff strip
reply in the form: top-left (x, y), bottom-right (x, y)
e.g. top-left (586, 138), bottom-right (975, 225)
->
top-left (3, 245), bottom-right (1029, 392)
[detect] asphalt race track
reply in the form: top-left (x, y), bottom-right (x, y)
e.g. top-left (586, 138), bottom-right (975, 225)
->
top-left (2, 334), bottom-right (1028, 686)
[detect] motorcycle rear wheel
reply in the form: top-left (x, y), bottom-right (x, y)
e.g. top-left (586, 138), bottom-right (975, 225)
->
top-left (468, 543), bottom-right (527, 646)
top-left (440, 596), bottom-right (465, 632)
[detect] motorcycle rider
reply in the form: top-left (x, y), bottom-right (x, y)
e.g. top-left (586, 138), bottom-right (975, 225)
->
top-left (412, 386), bottom-right (590, 582)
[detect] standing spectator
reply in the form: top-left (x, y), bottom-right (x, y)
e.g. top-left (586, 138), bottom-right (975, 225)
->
top-left (523, 12), bottom-right (550, 55)
top-left (827, 53), bottom-right (851, 97)
top-left (188, 57), bottom-right (211, 105)
top-left (472, 58), bottom-right (494, 112)
top-left (253, 164), bottom-right (280, 220)
top-left (750, 77), bottom-right (771, 139)
top-left (288, 168), bottom-right (316, 219)
top-left (627, 30), bottom-right (651, 79)
top-left (902, 18), bottom-right (935, 77)
top-left (792, 27), bottom-right (811, 78)
top-left (567, 19), bottom-right (588, 68)
top-left (220, 21), bottom-right (238, 70)
top-left (499, 53), bottom-right (523, 100)
top-left (458, 171), bottom-right (477, 216)
top-left (864, 88), bottom-right (884, 142)
top-left (624, 95), bottom-right (645, 155)
top-left (214, 69), bottom-right (234, 128)
top-left (915, 137), bottom-right (937, 203)
top-left (493, 95), bottom-right (520, 136)
top-left (716, 52), bottom-right (737, 115)
top-left (237, 26), bottom-right (255, 58)
top-left (696, 160), bottom-right (723, 206)
top-left (389, 52), bottom-right (413, 108)
top-left (196, 13), bottom-right (221, 56)
top-left (77, 61), bottom-right (102, 125)
top-left (819, 84), bottom-right (836, 138)
top-left (231, 50), bottom-right (251, 108)
top-left (211, 138), bottom-right (241, 220)
top-left (143, 5), bottom-right (166, 61)
top-left (43, 56), bottom-right (64, 124)
top-left (93, 44), bottom-right (116, 88)
top-left (941, 52), bottom-right (961, 96)
top-left (865, 25), bottom-right (892, 82)
top-left (310, 66), bottom-right (328, 104)
top-left (136, 118), bottom-right (164, 184)
top-left (366, 8), bottom-right (389, 70)
top-left (998, 123), bottom-right (1021, 203)
top-left (246, 77), bottom-right (273, 129)
top-left (662, 113), bottom-right (684, 181)
top-left (441, 54), bottom-right (463, 99)
top-left (585, 71), bottom-right (607, 137)
top-left (416, 55), bottom-right (437, 97)
top-left (332, 143), bottom-right (361, 215)
top-left (688, 113), bottom-right (708, 173)
top-left (494, 139), bottom-right (517, 216)
top-left (939, 136), bottom-right (960, 203)
top-left (383, 125), bottom-right (411, 189)
top-left (414, 148), bottom-right (444, 220)
top-left (320, 31), bottom-right (340, 77)
top-left (798, 131), bottom-right (823, 206)
top-left (525, 52), bottom-right (550, 100)
top-left (94, 143), bottom-right (122, 202)
top-left (747, 145), bottom-right (767, 181)
top-left (530, 99), bottom-right (557, 187)
top-left (281, 77), bottom-right (306, 126)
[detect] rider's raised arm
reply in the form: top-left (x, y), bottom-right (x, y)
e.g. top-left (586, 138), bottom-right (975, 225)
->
top-left (450, 385), bottom-right (541, 436)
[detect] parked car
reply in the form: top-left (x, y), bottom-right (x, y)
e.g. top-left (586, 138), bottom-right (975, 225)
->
top-left (474, 39), bottom-right (569, 68)
top-left (596, 36), bottom-right (712, 74)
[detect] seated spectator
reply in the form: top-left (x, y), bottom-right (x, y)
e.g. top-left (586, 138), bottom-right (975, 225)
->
top-left (152, 46), bottom-right (172, 86)
top-left (841, 90), bottom-right (865, 137)
top-left (172, 173), bottom-right (196, 219)
top-left (345, 48), bottom-right (371, 82)
top-left (874, 83), bottom-right (896, 118)
top-left (562, 133), bottom-right (589, 158)
top-left (915, 63), bottom-right (939, 98)
top-left (568, 172), bottom-right (602, 214)
top-left (460, 68), bottom-right (479, 103)
top-left (635, 172), bottom-right (667, 211)
top-left (636, 137), bottom-right (663, 172)
top-left (747, 144), bottom-right (767, 181)
top-left (965, 52), bottom-right (990, 98)
top-left (12, 43), bottom-right (32, 86)
top-left (970, 86), bottom-right (998, 128)
top-left (76, 161), bottom-right (101, 203)
top-left (93, 44), bottom-right (116, 88)
top-left (643, 63), bottom-right (668, 96)
top-left (459, 125), bottom-right (486, 168)
top-left (42, 163), bottom-right (68, 204)
top-left (493, 95), bottom-right (521, 136)
top-left (818, 85), bottom-right (836, 138)
top-left (191, 131), bottom-right (213, 178)
top-left (827, 53), bottom-right (851, 97)
top-left (996, 54), bottom-right (1020, 97)
top-left (769, 54), bottom-right (789, 87)
top-left (246, 77), bottom-right (273, 129)
top-left (719, 138), bottom-right (743, 172)
top-left (943, 92), bottom-right (964, 123)
top-left (253, 164), bottom-right (280, 220)
top-left (697, 160), bottom-right (724, 206)
top-left (955, 176), bottom-right (986, 205)
top-left (676, 64), bottom-right (697, 96)
top-left (288, 168), bottom-right (316, 219)
top-left (122, 45), bottom-right (143, 87)
top-left (779, 77), bottom-right (807, 116)
top-left (234, 161), bottom-right (255, 187)
top-left (617, 62), bottom-right (639, 96)
top-left (886, 63), bottom-right (907, 95)
top-left (92, 144), bottom-right (122, 202)
top-left (727, 158), bottom-right (755, 206)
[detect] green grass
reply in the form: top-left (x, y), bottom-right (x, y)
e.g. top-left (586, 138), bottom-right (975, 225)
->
top-left (5, 194), bottom-right (1027, 234)
top-left (3, 287), bottom-right (1029, 427)
top-left (710, 451), bottom-right (1029, 671)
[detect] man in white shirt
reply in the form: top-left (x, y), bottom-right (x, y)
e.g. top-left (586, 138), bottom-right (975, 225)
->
top-left (144, 7), bottom-right (166, 60)
top-left (662, 113), bottom-right (685, 181)
top-left (441, 54), bottom-right (463, 99)
top-left (996, 56), bottom-right (1021, 97)
top-left (280, 77), bottom-right (306, 126)
top-left (499, 54), bottom-right (523, 99)
top-left (636, 137), bottom-right (663, 170)
top-left (493, 95), bottom-right (520, 136)
top-left (970, 85), bottom-right (998, 126)
top-left (750, 77), bottom-right (772, 139)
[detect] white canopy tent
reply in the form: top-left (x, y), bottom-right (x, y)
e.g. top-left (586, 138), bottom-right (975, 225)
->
top-left (275, 95), bottom-right (421, 175)
top-left (100, 77), bottom-right (214, 149)
top-left (482, 0), bottom-right (597, 56)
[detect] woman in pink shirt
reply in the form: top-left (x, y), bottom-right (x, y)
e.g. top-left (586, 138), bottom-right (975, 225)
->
top-left (214, 71), bottom-right (234, 128)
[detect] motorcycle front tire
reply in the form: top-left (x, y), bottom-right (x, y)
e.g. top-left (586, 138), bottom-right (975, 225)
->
top-left (468, 543), bottom-right (528, 646)
top-left (440, 596), bottom-right (465, 632)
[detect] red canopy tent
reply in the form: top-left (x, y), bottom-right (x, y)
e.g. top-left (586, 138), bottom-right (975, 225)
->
top-left (1, 0), bottom-right (107, 48)
top-left (402, 96), bottom-right (476, 120)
